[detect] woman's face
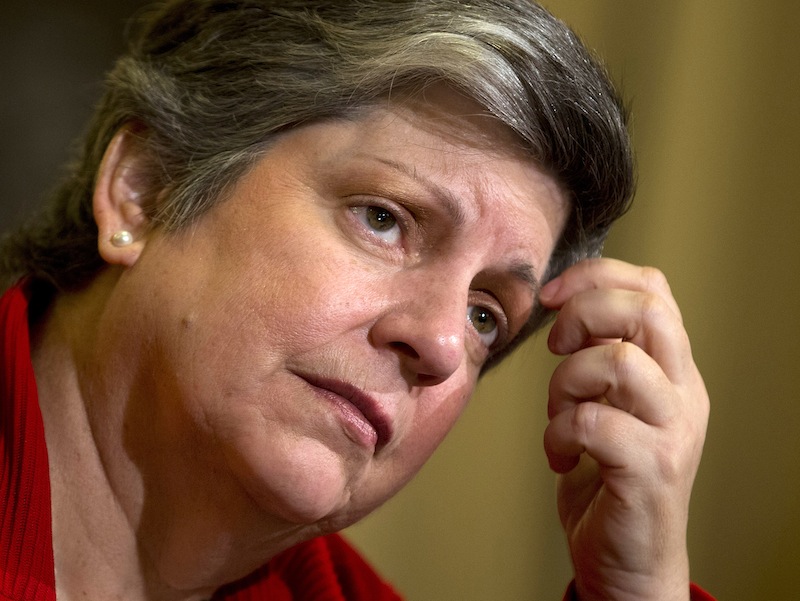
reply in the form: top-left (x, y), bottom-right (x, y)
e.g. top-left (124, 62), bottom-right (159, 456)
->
top-left (110, 90), bottom-right (568, 537)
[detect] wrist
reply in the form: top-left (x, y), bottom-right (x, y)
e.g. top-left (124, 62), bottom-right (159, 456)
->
top-left (572, 561), bottom-right (691, 601)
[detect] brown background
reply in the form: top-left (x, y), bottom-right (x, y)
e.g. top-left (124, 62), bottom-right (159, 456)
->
top-left (2, 2), bottom-right (798, 599)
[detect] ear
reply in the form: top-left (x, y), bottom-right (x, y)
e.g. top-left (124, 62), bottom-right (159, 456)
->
top-left (93, 126), bottom-right (153, 267)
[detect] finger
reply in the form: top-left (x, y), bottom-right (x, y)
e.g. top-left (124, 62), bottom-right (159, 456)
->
top-left (547, 342), bottom-right (679, 426)
top-left (540, 258), bottom-right (682, 320)
top-left (544, 400), bottom-right (652, 475)
top-left (547, 287), bottom-right (694, 385)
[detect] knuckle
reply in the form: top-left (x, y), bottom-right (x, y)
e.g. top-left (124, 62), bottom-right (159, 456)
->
top-left (638, 288), bottom-right (668, 324)
top-left (571, 401), bottom-right (600, 442)
top-left (640, 265), bottom-right (670, 294)
top-left (654, 436), bottom-right (690, 483)
top-left (609, 341), bottom-right (638, 382)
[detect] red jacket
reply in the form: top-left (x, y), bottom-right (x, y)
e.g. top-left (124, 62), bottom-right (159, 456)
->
top-left (0, 283), bottom-right (713, 601)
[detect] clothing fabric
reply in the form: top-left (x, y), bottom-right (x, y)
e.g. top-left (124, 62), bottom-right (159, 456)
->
top-left (0, 283), bottom-right (714, 601)
top-left (1, 283), bottom-right (54, 601)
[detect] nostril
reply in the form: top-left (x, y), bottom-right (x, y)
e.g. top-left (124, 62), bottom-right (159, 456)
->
top-left (389, 341), bottom-right (419, 360)
top-left (389, 341), bottom-right (449, 387)
top-left (372, 311), bottom-right (463, 385)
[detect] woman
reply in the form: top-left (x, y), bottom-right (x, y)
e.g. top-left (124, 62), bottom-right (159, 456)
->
top-left (0, 1), bottom-right (712, 600)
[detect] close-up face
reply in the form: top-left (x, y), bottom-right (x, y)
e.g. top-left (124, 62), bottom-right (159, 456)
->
top-left (101, 88), bottom-right (568, 540)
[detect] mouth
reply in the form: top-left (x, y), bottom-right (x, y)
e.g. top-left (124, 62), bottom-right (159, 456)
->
top-left (295, 372), bottom-right (393, 451)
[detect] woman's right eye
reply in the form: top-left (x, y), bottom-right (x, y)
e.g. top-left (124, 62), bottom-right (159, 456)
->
top-left (350, 205), bottom-right (402, 245)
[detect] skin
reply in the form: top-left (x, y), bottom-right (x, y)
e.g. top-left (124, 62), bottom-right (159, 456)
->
top-left (33, 89), bottom-right (568, 600)
top-left (541, 259), bottom-right (709, 601)
top-left (31, 88), bottom-right (709, 601)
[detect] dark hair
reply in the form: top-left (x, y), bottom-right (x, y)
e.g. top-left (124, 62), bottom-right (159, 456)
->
top-left (0, 0), bottom-right (633, 345)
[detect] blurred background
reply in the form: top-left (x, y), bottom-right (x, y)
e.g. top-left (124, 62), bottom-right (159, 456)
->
top-left (2, 1), bottom-right (798, 599)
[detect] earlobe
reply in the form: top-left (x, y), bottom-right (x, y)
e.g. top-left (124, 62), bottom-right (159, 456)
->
top-left (94, 126), bottom-right (152, 267)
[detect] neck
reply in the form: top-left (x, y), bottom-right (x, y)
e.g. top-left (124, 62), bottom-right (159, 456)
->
top-left (30, 272), bottom-right (311, 601)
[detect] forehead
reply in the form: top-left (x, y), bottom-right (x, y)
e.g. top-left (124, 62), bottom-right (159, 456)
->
top-left (226, 86), bottom-right (569, 287)
top-left (332, 91), bottom-right (570, 263)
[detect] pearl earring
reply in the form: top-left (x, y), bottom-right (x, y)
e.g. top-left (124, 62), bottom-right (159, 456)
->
top-left (110, 231), bottom-right (133, 247)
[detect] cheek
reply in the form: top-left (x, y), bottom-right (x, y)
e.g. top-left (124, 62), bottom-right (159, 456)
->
top-left (398, 381), bottom-right (474, 474)
top-left (229, 235), bottom-right (372, 344)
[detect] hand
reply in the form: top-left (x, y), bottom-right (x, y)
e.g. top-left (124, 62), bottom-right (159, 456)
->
top-left (539, 258), bottom-right (709, 601)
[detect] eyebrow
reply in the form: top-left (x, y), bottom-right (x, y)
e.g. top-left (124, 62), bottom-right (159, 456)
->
top-left (371, 156), bottom-right (469, 229)
top-left (509, 262), bottom-right (541, 297)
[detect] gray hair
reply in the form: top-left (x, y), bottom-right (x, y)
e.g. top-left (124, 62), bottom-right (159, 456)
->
top-left (0, 0), bottom-right (633, 345)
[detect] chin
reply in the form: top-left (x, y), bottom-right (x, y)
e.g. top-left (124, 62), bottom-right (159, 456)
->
top-left (227, 435), bottom-right (374, 527)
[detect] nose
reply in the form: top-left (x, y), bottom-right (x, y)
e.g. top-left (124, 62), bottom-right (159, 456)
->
top-left (370, 277), bottom-right (467, 387)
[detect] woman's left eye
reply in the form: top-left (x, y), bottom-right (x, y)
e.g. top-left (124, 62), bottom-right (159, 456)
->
top-left (351, 205), bottom-right (401, 245)
top-left (467, 305), bottom-right (499, 347)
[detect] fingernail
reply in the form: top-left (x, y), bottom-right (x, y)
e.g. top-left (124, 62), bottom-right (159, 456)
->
top-left (539, 277), bottom-right (561, 303)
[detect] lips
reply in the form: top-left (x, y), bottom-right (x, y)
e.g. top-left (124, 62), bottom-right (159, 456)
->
top-left (296, 373), bottom-right (393, 451)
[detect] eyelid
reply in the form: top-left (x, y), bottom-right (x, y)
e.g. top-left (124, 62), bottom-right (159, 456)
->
top-left (469, 290), bottom-right (510, 352)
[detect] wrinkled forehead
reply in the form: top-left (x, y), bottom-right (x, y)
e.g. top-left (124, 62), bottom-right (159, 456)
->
top-left (343, 88), bottom-right (570, 219)
top-left (360, 84), bottom-right (569, 211)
